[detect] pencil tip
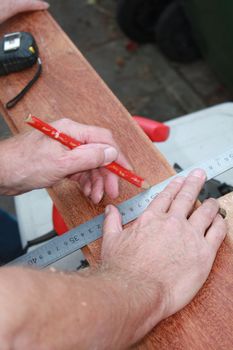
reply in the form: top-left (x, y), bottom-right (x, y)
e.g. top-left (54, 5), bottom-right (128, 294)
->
top-left (142, 181), bottom-right (151, 190)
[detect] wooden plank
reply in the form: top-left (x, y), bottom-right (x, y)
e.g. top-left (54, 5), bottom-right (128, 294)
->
top-left (0, 11), bottom-right (233, 349)
top-left (0, 11), bottom-right (174, 261)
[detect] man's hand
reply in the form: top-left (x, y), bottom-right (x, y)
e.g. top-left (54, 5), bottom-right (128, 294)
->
top-left (102, 169), bottom-right (227, 342)
top-left (0, 0), bottom-right (49, 24)
top-left (0, 118), bottom-right (131, 203)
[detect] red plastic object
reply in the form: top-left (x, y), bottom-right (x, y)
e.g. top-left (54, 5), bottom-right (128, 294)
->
top-left (133, 116), bottom-right (170, 142)
top-left (52, 205), bottom-right (68, 235)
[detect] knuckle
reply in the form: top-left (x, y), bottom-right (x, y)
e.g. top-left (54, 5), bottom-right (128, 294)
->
top-left (95, 149), bottom-right (105, 166)
top-left (55, 154), bottom-right (71, 172)
top-left (206, 198), bottom-right (219, 208)
top-left (52, 117), bottom-right (74, 131)
top-left (201, 199), bottom-right (219, 218)
top-left (102, 128), bottom-right (113, 139)
top-left (203, 206), bottom-right (216, 219)
top-left (61, 117), bottom-right (70, 124)
top-left (170, 178), bottom-right (183, 187)
top-left (58, 117), bottom-right (71, 126)
top-left (177, 191), bottom-right (194, 203)
top-left (158, 191), bottom-right (173, 201)
top-left (166, 214), bottom-right (182, 228)
top-left (137, 209), bottom-right (155, 226)
top-left (186, 176), bottom-right (203, 191)
top-left (188, 175), bottom-right (203, 185)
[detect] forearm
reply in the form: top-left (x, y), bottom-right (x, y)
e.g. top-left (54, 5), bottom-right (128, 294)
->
top-left (0, 267), bottom-right (164, 350)
top-left (0, 137), bottom-right (25, 195)
top-left (0, 138), bottom-right (13, 195)
top-left (0, 133), bottom-right (46, 196)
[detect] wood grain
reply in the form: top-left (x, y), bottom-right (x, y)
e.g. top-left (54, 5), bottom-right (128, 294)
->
top-left (0, 11), bottom-right (233, 349)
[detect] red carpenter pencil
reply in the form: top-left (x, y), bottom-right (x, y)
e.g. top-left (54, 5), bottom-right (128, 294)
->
top-left (25, 115), bottom-right (150, 189)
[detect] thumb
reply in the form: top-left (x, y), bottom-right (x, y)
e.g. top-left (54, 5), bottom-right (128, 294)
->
top-left (16, 0), bottom-right (50, 13)
top-left (103, 205), bottom-right (123, 236)
top-left (101, 205), bottom-right (123, 260)
top-left (65, 144), bottom-right (118, 173)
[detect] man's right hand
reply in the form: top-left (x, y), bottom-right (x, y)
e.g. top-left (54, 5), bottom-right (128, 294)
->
top-left (0, 118), bottom-right (131, 203)
top-left (102, 169), bottom-right (227, 344)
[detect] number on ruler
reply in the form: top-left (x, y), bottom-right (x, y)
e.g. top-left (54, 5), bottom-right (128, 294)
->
top-left (28, 257), bottom-right (37, 265)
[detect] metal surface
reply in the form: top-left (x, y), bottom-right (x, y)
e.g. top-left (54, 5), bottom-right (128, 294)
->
top-left (8, 146), bottom-right (233, 269)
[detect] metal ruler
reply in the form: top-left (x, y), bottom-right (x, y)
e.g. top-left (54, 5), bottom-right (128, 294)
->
top-left (8, 147), bottom-right (233, 268)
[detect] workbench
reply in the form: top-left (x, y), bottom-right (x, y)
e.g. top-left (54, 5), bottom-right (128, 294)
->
top-left (0, 10), bottom-right (233, 349)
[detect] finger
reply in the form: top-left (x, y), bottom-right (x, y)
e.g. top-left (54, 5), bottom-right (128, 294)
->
top-left (83, 180), bottom-right (92, 197)
top-left (100, 168), bottom-right (119, 199)
top-left (116, 152), bottom-right (133, 171)
top-left (101, 205), bottom-right (123, 260)
top-left (169, 169), bottom-right (206, 217)
top-left (67, 171), bottom-right (93, 197)
top-left (147, 176), bottom-right (185, 213)
top-left (103, 205), bottom-right (123, 237)
top-left (90, 169), bottom-right (104, 204)
top-left (52, 119), bottom-right (132, 170)
top-left (189, 198), bottom-right (219, 235)
top-left (61, 144), bottom-right (118, 174)
top-left (53, 119), bottom-right (119, 147)
top-left (16, 0), bottom-right (50, 12)
top-left (205, 214), bottom-right (227, 253)
top-left (78, 172), bottom-right (92, 197)
top-left (77, 172), bottom-right (89, 187)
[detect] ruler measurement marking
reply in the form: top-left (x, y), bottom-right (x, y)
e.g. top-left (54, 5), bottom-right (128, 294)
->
top-left (7, 147), bottom-right (233, 268)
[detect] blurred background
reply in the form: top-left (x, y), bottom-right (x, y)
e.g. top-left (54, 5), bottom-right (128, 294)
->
top-left (1, 0), bottom-right (233, 213)
top-left (49, 0), bottom-right (232, 119)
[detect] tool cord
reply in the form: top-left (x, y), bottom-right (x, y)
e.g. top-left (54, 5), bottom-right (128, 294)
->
top-left (5, 57), bottom-right (42, 109)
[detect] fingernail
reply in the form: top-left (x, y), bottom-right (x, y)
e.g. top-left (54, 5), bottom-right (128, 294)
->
top-left (83, 183), bottom-right (91, 197)
top-left (105, 205), bottom-right (111, 215)
top-left (96, 191), bottom-right (104, 204)
top-left (190, 169), bottom-right (206, 179)
top-left (104, 147), bottom-right (118, 165)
